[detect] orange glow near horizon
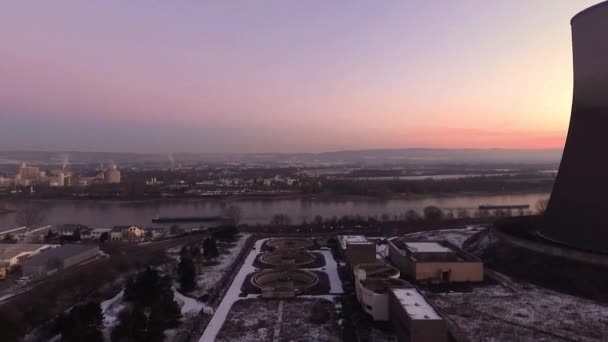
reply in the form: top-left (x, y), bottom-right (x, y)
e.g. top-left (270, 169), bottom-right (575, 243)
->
top-left (0, 1), bottom-right (601, 153)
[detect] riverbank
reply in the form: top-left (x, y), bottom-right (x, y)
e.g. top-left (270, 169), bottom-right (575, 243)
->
top-left (0, 192), bottom-right (550, 230)
top-left (0, 189), bottom-right (551, 205)
top-left (0, 208), bottom-right (15, 215)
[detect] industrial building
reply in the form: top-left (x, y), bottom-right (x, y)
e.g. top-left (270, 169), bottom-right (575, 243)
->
top-left (104, 164), bottom-right (121, 184)
top-left (354, 262), bottom-right (408, 321)
top-left (0, 244), bottom-right (57, 269)
top-left (21, 244), bottom-right (99, 276)
top-left (56, 224), bottom-right (92, 238)
top-left (541, 1), bottom-right (608, 252)
top-left (388, 239), bottom-right (483, 283)
top-left (15, 162), bottom-right (41, 186)
top-left (337, 235), bottom-right (377, 267)
top-left (388, 287), bottom-right (447, 342)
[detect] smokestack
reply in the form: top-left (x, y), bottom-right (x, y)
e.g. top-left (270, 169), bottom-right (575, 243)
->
top-left (61, 153), bottom-right (70, 170)
top-left (168, 153), bottom-right (175, 170)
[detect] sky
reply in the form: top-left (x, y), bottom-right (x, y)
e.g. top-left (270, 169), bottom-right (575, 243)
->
top-left (0, 0), bottom-right (603, 154)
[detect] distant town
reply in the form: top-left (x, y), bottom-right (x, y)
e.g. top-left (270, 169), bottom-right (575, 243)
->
top-left (0, 149), bottom-right (558, 202)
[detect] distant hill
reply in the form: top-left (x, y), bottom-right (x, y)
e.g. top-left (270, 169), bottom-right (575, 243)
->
top-left (0, 148), bottom-right (563, 166)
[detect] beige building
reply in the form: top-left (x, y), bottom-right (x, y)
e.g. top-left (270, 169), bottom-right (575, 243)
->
top-left (104, 165), bottom-right (121, 184)
top-left (110, 226), bottom-right (145, 241)
top-left (0, 262), bottom-right (9, 280)
top-left (388, 239), bottom-right (483, 283)
top-left (388, 287), bottom-right (447, 342)
top-left (354, 262), bottom-right (407, 321)
top-left (16, 162), bottom-right (41, 185)
top-left (337, 235), bottom-right (377, 267)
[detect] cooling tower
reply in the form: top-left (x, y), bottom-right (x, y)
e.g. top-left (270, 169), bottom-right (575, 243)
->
top-left (542, 1), bottom-right (608, 252)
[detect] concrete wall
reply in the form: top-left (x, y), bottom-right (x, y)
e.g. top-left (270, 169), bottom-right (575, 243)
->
top-left (543, 1), bottom-right (608, 251)
top-left (357, 282), bottom-right (390, 321)
top-left (389, 240), bottom-right (483, 283)
top-left (345, 243), bottom-right (376, 267)
top-left (414, 261), bottom-right (484, 283)
top-left (388, 291), bottom-right (447, 342)
top-left (388, 243), bottom-right (415, 276)
top-left (494, 226), bottom-right (608, 267)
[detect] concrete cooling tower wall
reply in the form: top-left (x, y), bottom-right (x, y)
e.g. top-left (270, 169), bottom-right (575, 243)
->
top-left (542, 1), bottom-right (608, 252)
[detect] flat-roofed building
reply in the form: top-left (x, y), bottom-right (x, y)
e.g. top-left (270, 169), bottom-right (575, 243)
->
top-left (388, 287), bottom-right (447, 342)
top-left (337, 235), bottom-right (376, 267)
top-left (388, 239), bottom-right (483, 283)
top-left (16, 225), bottom-right (53, 243)
top-left (90, 228), bottom-right (111, 240)
top-left (21, 244), bottom-right (99, 276)
top-left (0, 244), bottom-right (57, 269)
top-left (0, 226), bottom-right (28, 240)
top-left (56, 224), bottom-right (92, 237)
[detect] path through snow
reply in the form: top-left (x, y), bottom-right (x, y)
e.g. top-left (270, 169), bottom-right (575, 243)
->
top-left (199, 238), bottom-right (267, 341)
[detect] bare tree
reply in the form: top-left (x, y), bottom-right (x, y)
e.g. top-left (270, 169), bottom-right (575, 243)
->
top-left (270, 214), bottom-right (292, 226)
top-left (423, 206), bottom-right (443, 221)
top-left (405, 210), bottom-right (421, 221)
top-left (313, 215), bottom-right (324, 226)
top-left (15, 205), bottom-right (45, 227)
top-left (456, 208), bottom-right (470, 219)
top-left (222, 205), bottom-right (243, 225)
top-left (535, 198), bottom-right (550, 215)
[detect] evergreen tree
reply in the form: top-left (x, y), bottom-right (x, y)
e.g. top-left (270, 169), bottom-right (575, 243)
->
top-left (177, 256), bottom-right (196, 292)
top-left (59, 302), bottom-right (103, 342)
top-left (179, 246), bottom-right (189, 259)
top-left (146, 307), bottom-right (167, 342)
top-left (116, 268), bottom-right (183, 341)
top-left (111, 305), bottom-right (147, 342)
top-left (202, 237), bottom-right (219, 259)
top-left (0, 311), bottom-right (25, 342)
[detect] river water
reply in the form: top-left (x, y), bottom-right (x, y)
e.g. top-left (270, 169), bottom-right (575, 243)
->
top-left (0, 192), bottom-right (550, 230)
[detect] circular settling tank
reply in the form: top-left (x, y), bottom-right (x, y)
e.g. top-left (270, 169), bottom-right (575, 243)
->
top-left (260, 250), bottom-right (316, 267)
top-left (267, 238), bottom-right (314, 250)
top-left (251, 270), bottom-right (319, 291)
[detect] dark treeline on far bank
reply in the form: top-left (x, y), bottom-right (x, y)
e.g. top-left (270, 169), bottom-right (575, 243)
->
top-left (302, 174), bottom-right (554, 197)
top-left (2, 174), bottom-right (554, 201)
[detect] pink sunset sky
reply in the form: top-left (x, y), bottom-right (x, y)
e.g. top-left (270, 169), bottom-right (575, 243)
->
top-left (0, 1), bottom-right (602, 153)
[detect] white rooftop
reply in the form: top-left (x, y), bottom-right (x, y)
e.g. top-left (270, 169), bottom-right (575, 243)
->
top-left (391, 288), bottom-right (441, 320)
top-left (338, 235), bottom-right (370, 249)
top-left (404, 242), bottom-right (452, 254)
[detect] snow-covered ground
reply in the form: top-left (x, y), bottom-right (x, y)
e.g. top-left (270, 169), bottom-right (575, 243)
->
top-left (173, 288), bottom-right (213, 318)
top-left (100, 288), bottom-right (211, 340)
top-left (200, 238), bottom-right (265, 341)
top-left (427, 272), bottom-right (608, 341)
top-left (192, 234), bottom-right (251, 298)
top-left (215, 298), bottom-right (341, 342)
top-left (376, 243), bottom-right (389, 260)
top-left (200, 237), bottom-right (344, 341)
top-left (400, 225), bottom-right (486, 247)
top-left (100, 290), bottom-right (126, 339)
top-left (310, 250), bottom-right (343, 294)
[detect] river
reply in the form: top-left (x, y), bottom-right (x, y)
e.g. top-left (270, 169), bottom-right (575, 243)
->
top-left (0, 192), bottom-right (550, 231)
